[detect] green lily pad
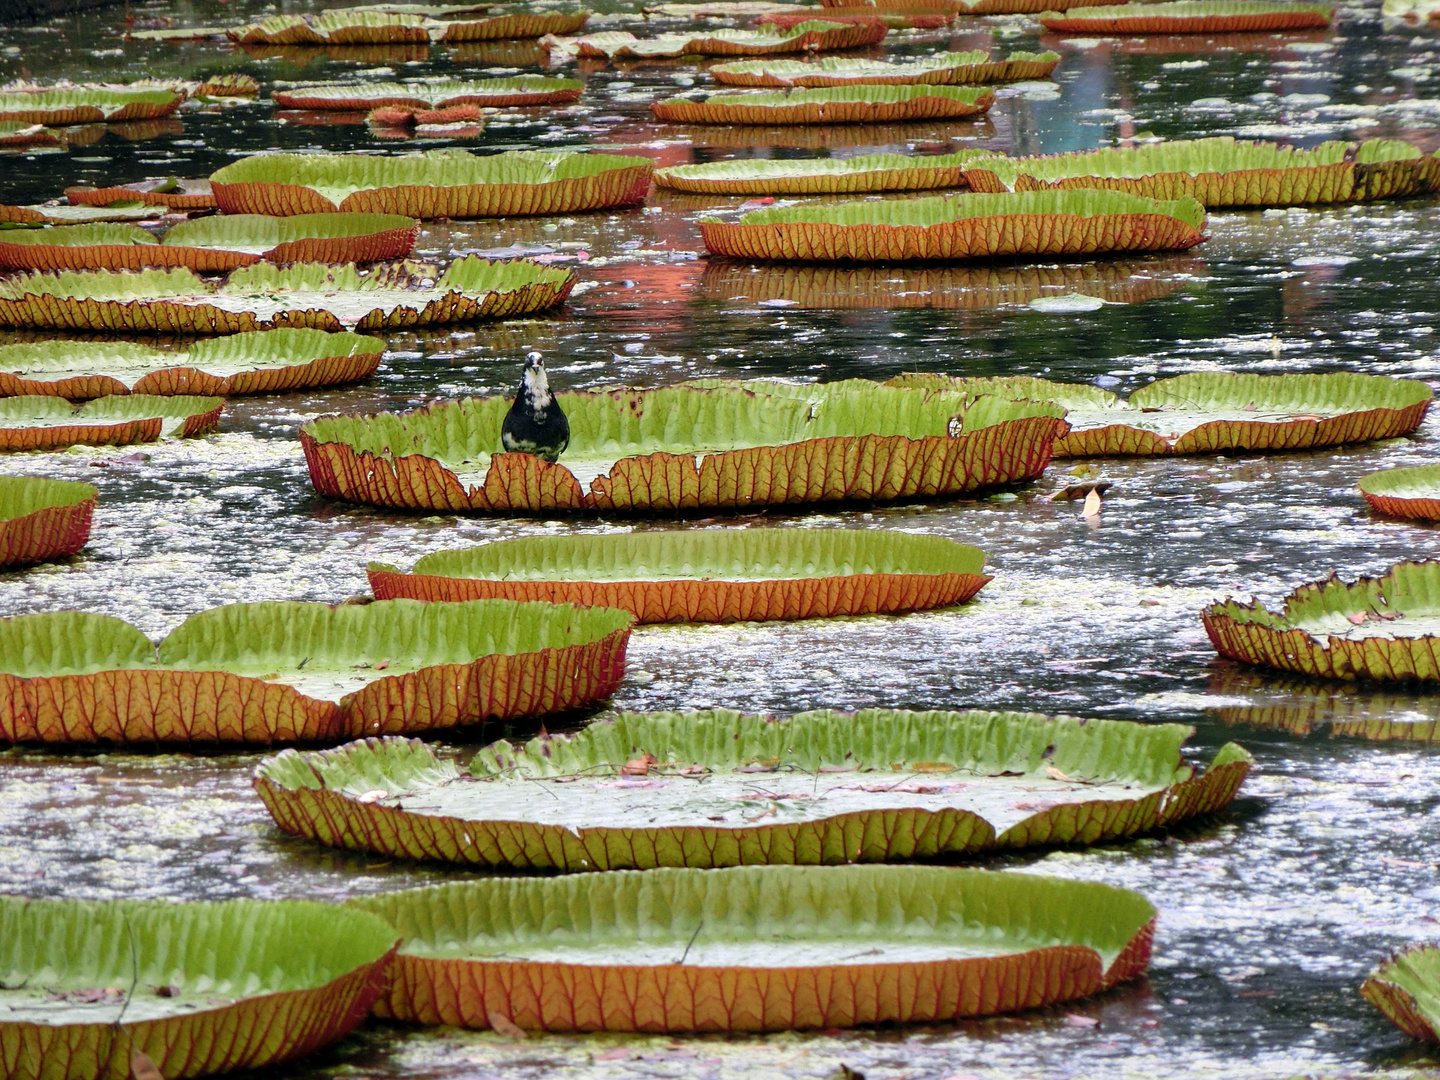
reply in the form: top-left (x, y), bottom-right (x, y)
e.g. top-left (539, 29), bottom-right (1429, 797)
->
top-left (544, 20), bottom-right (885, 58)
top-left (656, 150), bottom-right (991, 194)
top-left (0, 86), bottom-right (184, 126)
top-left (0, 895), bottom-right (398, 1079)
top-left (0, 475), bottom-right (96, 568)
top-left (1037, 0), bottom-right (1334, 31)
top-left (0, 598), bottom-right (633, 745)
top-left (1204, 560), bottom-right (1440, 682)
top-left (0, 257), bottom-right (575, 334)
top-left (209, 148), bottom-right (652, 218)
top-left (300, 381), bottom-right (1066, 513)
top-left (710, 49), bottom-right (1059, 86)
top-left (888, 371), bottom-right (1433, 455)
top-left (229, 8), bottom-right (588, 45)
top-left (700, 189), bottom-right (1207, 262)
top-left (962, 137), bottom-right (1437, 207)
top-left (0, 327), bottom-right (385, 398)
top-left (652, 84), bottom-right (994, 124)
top-left (275, 75), bottom-right (583, 110)
top-left (0, 394), bottom-right (222, 452)
top-left (368, 526), bottom-right (990, 622)
top-left (342, 865), bottom-right (1157, 1031)
top-left (0, 203), bottom-right (157, 225)
top-left (1359, 464), bottom-right (1440, 522)
top-left (0, 213), bottom-right (419, 272)
top-left (254, 707), bottom-right (1251, 869)
top-left (1364, 945), bottom-right (1440, 1042)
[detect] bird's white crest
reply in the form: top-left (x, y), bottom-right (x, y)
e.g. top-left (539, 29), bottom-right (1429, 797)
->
top-left (523, 353), bottom-right (552, 408)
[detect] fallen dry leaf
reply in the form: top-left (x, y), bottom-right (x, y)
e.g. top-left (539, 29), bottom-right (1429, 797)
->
top-left (1063, 1013), bottom-right (1100, 1028)
top-left (1046, 765), bottom-right (1076, 783)
top-left (132, 1050), bottom-right (165, 1080)
top-left (621, 753), bottom-right (659, 777)
top-left (488, 1011), bottom-right (528, 1040)
top-left (1082, 489), bottom-right (1102, 518)
top-left (355, 789), bottom-right (390, 804)
top-left (1346, 611), bottom-right (1368, 625)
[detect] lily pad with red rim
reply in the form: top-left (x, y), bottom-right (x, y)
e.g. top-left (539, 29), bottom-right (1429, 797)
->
top-left (300, 382), bottom-right (1067, 514)
top-left (0, 328), bottom-right (385, 398)
top-left (0, 213), bottom-right (419, 273)
top-left (699, 189), bottom-right (1207, 262)
top-left (961, 137), bottom-right (1437, 207)
top-left (253, 707), bottom-right (1251, 870)
top-left (651, 84), bottom-right (995, 124)
top-left (342, 865), bottom-right (1158, 1031)
top-left (0, 895), bottom-right (398, 1080)
top-left (210, 148), bottom-right (653, 217)
top-left (0, 256), bottom-right (575, 333)
top-left (0, 598), bottom-right (633, 746)
top-left (368, 527), bottom-right (990, 621)
top-left (1203, 560), bottom-right (1440, 682)
top-left (0, 476), bottom-right (96, 568)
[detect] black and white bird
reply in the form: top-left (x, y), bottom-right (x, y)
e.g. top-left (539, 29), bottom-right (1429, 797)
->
top-left (500, 351), bottom-right (569, 463)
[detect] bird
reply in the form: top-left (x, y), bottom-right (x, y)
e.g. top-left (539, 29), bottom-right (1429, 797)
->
top-left (500, 351), bottom-right (570, 464)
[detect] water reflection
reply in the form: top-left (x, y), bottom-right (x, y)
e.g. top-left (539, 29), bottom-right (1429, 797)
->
top-left (696, 255), bottom-right (1209, 310)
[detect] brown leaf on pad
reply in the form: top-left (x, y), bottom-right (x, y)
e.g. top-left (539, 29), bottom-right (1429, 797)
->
top-left (621, 753), bottom-right (658, 776)
top-left (132, 1050), bottom-right (165, 1080)
top-left (488, 1011), bottom-right (528, 1039)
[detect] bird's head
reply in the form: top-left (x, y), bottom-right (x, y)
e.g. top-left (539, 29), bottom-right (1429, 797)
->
top-left (520, 350), bottom-right (552, 409)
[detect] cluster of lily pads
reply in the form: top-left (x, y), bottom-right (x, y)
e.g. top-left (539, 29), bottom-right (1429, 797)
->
top-left (7, 0), bottom-right (1440, 1072)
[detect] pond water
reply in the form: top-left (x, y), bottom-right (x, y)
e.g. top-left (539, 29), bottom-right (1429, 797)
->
top-left (5, 1), bottom-right (1440, 1077)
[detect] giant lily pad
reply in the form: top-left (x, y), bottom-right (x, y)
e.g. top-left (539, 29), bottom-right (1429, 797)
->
top-left (0, 213), bottom-right (420, 273)
top-left (757, 8), bottom-right (953, 27)
top-left (341, 866), bottom-right (1156, 1031)
top-left (699, 257), bottom-right (1203, 308)
top-left (1363, 946), bottom-right (1440, 1042)
top-left (1359, 464), bottom-right (1440, 522)
top-left (710, 49), bottom-right (1059, 87)
top-left (1037, 0), bottom-right (1334, 31)
top-left (0, 599), bottom-right (632, 746)
top-left (0, 895), bottom-right (397, 1080)
top-left (656, 150), bottom-right (990, 194)
top-left (1203, 560), bottom-right (1440, 682)
top-left (0, 122), bottom-right (59, 146)
top-left (210, 148), bottom-right (652, 218)
top-left (889, 371), bottom-right (1432, 456)
top-left (229, 8), bottom-right (588, 44)
top-left (65, 177), bottom-right (216, 210)
top-left (0, 395), bottom-right (221, 452)
top-left (543, 21), bottom-right (886, 58)
top-left (0, 203), bottom-right (156, 225)
top-left (700, 190), bottom-right (1207, 262)
top-left (822, 0), bottom-right (1118, 11)
top-left (254, 707), bottom-right (1251, 870)
top-left (0, 476), bottom-right (95, 568)
top-left (962, 137), bottom-right (1437, 207)
top-left (652, 84), bottom-right (994, 124)
top-left (300, 383), bottom-right (1067, 514)
top-left (0, 86), bottom-right (184, 126)
top-left (0, 257), bottom-right (574, 334)
top-left (274, 76), bottom-right (583, 110)
top-left (368, 527), bottom-right (989, 621)
top-left (0, 328), bottom-right (384, 398)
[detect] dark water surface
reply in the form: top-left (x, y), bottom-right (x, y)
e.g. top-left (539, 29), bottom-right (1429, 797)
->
top-left (5, 1), bottom-right (1440, 1076)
